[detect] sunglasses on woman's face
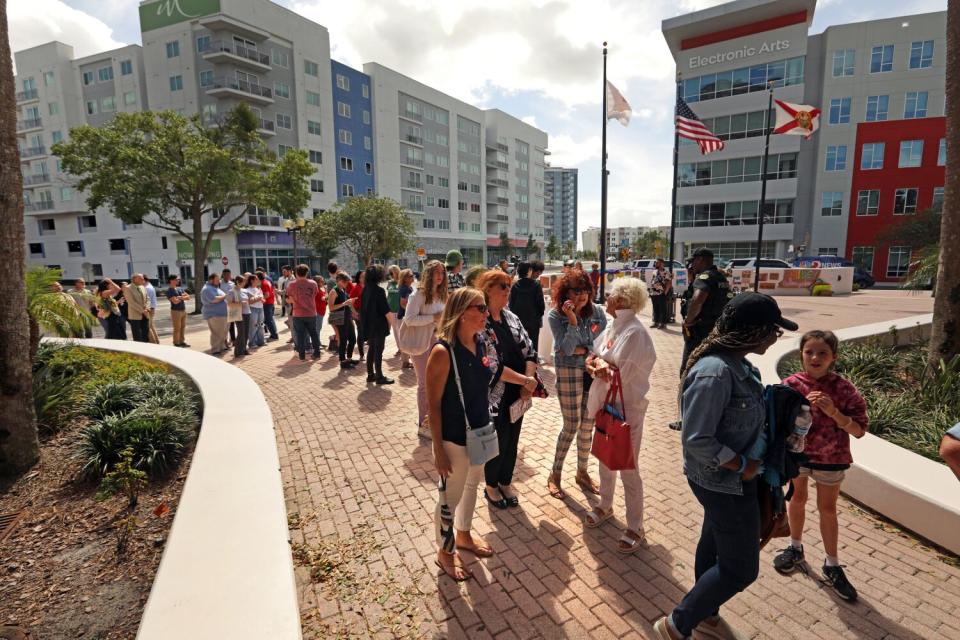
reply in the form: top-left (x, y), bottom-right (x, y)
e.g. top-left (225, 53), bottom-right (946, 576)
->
top-left (469, 303), bottom-right (488, 313)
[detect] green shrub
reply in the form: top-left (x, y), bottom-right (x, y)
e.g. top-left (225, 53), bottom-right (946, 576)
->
top-left (32, 365), bottom-right (76, 434)
top-left (82, 381), bottom-right (142, 422)
top-left (79, 407), bottom-right (194, 478)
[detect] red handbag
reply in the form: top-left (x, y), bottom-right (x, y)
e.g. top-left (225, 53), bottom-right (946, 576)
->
top-left (591, 369), bottom-right (635, 471)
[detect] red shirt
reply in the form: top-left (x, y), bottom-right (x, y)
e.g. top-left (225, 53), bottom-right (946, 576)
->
top-left (782, 371), bottom-right (869, 469)
top-left (260, 278), bottom-right (276, 305)
top-left (314, 287), bottom-right (327, 316)
top-left (351, 284), bottom-right (363, 312)
top-left (285, 278), bottom-right (318, 317)
top-left (589, 270), bottom-right (600, 288)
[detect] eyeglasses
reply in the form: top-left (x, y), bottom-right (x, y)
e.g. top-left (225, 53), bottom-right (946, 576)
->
top-left (468, 303), bottom-right (488, 313)
top-left (569, 288), bottom-right (589, 295)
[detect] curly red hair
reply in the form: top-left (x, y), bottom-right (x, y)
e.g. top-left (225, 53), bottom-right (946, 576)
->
top-left (552, 269), bottom-right (594, 318)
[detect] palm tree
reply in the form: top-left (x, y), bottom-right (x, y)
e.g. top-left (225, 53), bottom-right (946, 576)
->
top-left (26, 266), bottom-right (96, 357)
top-left (0, 0), bottom-right (40, 476)
top-left (930, 0), bottom-right (960, 368)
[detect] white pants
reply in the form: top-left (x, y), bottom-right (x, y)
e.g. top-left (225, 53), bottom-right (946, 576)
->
top-left (435, 441), bottom-right (484, 547)
top-left (598, 400), bottom-right (648, 533)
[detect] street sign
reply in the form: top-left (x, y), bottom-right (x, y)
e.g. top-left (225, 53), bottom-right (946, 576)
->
top-left (221, 256), bottom-right (229, 265)
top-left (416, 247), bottom-right (426, 258)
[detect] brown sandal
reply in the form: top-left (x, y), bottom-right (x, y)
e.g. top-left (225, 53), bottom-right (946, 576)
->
top-left (547, 475), bottom-right (566, 500)
top-left (457, 538), bottom-right (494, 558)
top-left (435, 552), bottom-right (472, 581)
top-left (576, 473), bottom-right (600, 495)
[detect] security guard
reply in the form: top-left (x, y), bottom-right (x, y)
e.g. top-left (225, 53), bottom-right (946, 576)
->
top-left (680, 247), bottom-right (732, 373)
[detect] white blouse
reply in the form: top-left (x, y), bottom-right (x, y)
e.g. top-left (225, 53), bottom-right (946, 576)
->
top-left (403, 288), bottom-right (445, 327)
top-left (586, 310), bottom-right (657, 424)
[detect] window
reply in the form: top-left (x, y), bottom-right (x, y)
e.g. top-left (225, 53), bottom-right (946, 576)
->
top-left (436, 155), bottom-right (449, 168)
top-left (438, 177), bottom-right (449, 187)
top-left (341, 184), bottom-right (354, 197)
top-left (870, 45), bottom-right (894, 73)
top-left (272, 49), bottom-right (289, 68)
top-left (82, 71), bottom-right (94, 86)
top-left (67, 240), bottom-right (83, 256)
top-left (169, 75), bottom-right (183, 92)
top-left (362, 84), bottom-right (369, 99)
top-left (276, 113), bottom-right (292, 130)
top-left (856, 190), bottom-right (880, 215)
top-left (894, 188), bottom-right (919, 214)
top-left (277, 145), bottom-right (292, 157)
top-left (898, 140), bottom-right (923, 167)
top-left (363, 110), bottom-right (370, 125)
top-left (365, 162), bottom-right (372, 175)
top-left (274, 81), bottom-right (290, 99)
top-left (861, 142), bottom-right (885, 170)
top-left (60, 187), bottom-right (72, 201)
top-left (201, 103), bottom-right (218, 123)
top-left (85, 100), bottom-right (97, 116)
top-left (821, 192), bottom-right (843, 216)
top-left (117, 61), bottom-right (133, 79)
top-left (38, 219), bottom-right (55, 234)
top-left (166, 41), bottom-right (180, 58)
top-left (825, 145), bottom-right (847, 171)
top-left (309, 150), bottom-right (322, 164)
top-left (109, 238), bottom-right (127, 252)
top-left (829, 98), bottom-right (851, 124)
top-left (306, 90), bottom-right (321, 107)
top-left (887, 246), bottom-right (911, 278)
top-left (124, 91), bottom-right (136, 106)
top-left (199, 70), bottom-right (214, 87)
top-left (196, 35), bottom-right (211, 53)
top-left (304, 60), bottom-right (319, 76)
top-left (307, 120), bottom-right (322, 135)
top-left (98, 66), bottom-right (114, 82)
top-left (457, 202), bottom-right (467, 211)
top-left (340, 157), bottom-right (353, 171)
top-left (364, 136), bottom-right (371, 150)
top-left (425, 174), bottom-right (434, 185)
top-left (904, 91), bottom-right (928, 118)
top-left (909, 40), bottom-right (934, 69)
top-left (470, 203), bottom-right (481, 213)
top-left (458, 181), bottom-right (468, 191)
top-left (939, 138), bottom-right (946, 166)
top-left (680, 55), bottom-right (805, 103)
top-left (865, 95), bottom-right (888, 121)
top-left (43, 70), bottom-right (55, 86)
top-left (100, 96), bottom-right (115, 112)
top-left (338, 129), bottom-right (352, 144)
top-left (436, 133), bottom-right (448, 146)
top-left (336, 74), bottom-right (349, 90)
top-left (51, 130), bottom-right (62, 144)
top-left (471, 183), bottom-right (480, 193)
top-left (29, 243), bottom-right (43, 256)
top-left (818, 248), bottom-right (839, 256)
top-left (80, 215), bottom-right (97, 230)
top-left (438, 220), bottom-right (450, 230)
top-left (852, 246), bottom-right (875, 273)
top-left (310, 179), bottom-right (324, 193)
top-left (422, 219), bottom-right (435, 229)
top-left (437, 198), bottom-right (449, 209)
top-left (337, 102), bottom-right (351, 118)
top-left (933, 186), bottom-right (945, 208)
top-left (832, 49), bottom-right (855, 77)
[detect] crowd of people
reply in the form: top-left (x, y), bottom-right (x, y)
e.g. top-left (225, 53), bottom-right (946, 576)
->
top-left (57, 248), bottom-right (960, 640)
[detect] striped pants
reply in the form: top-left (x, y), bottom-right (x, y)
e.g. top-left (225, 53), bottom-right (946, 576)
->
top-left (552, 365), bottom-right (594, 477)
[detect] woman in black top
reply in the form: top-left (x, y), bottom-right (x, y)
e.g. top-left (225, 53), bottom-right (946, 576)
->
top-left (330, 273), bottom-right (358, 369)
top-left (508, 260), bottom-right (546, 349)
top-left (478, 270), bottom-right (539, 509)
top-left (426, 287), bottom-right (494, 581)
top-left (360, 264), bottom-right (396, 385)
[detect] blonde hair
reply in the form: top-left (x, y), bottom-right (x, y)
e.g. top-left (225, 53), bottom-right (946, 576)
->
top-left (437, 287), bottom-right (483, 344)
top-left (399, 268), bottom-right (415, 286)
top-left (608, 277), bottom-right (649, 313)
top-left (418, 259), bottom-right (448, 305)
top-left (388, 264), bottom-right (400, 282)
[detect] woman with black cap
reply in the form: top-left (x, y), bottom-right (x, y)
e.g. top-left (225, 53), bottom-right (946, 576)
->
top-left (654, 292), bottom-right (797, 640)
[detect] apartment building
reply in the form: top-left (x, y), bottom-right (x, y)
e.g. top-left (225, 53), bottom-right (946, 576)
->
top-left (16, 0), bottom-right (547, 278)
top-left (581, 225), bottom-right (670, 256)
top-left (662, 0), bottom-right (946, 282)
top-left (544, 166), bottom-right (578, 250)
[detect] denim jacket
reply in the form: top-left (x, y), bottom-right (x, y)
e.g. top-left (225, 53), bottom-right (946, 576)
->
top-left (681, 352), bottom-right (765, 495)
top-left (548, 306), bottom-right (607, 369)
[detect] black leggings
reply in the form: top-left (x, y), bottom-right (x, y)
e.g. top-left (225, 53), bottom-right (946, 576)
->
top-left (338, 320), bottom-right (357, 361)
top-left (366, 330), bottom-right (386, 378)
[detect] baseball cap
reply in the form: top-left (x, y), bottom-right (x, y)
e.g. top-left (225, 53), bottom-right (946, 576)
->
top-left (724, 292), bottom-right (798, 331)
top-left (445, 250), bottom-right (463, 268)
top-left (691, 247), bottom-right (714, 260)
top-left (563, 259), bottom-right (576, 268)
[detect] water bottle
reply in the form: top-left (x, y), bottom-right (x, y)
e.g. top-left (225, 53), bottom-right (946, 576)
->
top-left (787, 405), bottom-right (812, 453)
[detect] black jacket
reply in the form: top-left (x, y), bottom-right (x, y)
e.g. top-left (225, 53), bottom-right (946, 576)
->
top-left (361, 285), bottom-right (391, 337)
top-left (508, 278), bottom-right (545, 331)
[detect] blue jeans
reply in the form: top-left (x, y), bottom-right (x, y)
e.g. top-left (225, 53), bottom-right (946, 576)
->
top-left (671, 479), bottom-right (760, 635)
top-left (263, 303), bottom-right (278, 339)
top-left (248, 307), bottom-right (265, 347)
top-left (293, 316), bottom-right (320, 357)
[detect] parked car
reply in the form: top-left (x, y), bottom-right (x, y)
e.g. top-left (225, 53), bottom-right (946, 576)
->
top-left (631, 259), bottom-right (684, 270)
top-left (853, 267), bottom-right (875, 289)
top-left (725, 258), bottom-right (792, 269)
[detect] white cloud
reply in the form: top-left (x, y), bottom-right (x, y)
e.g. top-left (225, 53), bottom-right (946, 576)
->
top-left (8, 0), bottom-right (126, 72)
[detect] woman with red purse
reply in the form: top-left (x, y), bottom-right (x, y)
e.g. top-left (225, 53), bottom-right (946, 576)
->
top-left (583, 278), bottom-right (657, 554)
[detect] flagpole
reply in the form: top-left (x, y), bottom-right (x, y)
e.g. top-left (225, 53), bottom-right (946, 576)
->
top-left (668, 73), bottom-right (681, 277)
top-left (754, 81), bottom-right (775, 292)
top-left (599, 41), bottom-right (609, 302)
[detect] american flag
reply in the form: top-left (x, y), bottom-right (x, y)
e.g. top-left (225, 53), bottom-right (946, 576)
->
top-left (676, 97), bottom-right (725, 155)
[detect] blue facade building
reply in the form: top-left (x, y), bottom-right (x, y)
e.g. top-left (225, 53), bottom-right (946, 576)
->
top-left (331, 61), bottom-right (375, 201)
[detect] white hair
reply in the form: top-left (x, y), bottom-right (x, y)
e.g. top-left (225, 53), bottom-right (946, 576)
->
top-left (609, 277), bottom-right (649, 313)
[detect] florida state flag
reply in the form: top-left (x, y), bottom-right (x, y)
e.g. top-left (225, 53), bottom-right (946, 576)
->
top-left (773, 99), bottom-right (820, 138)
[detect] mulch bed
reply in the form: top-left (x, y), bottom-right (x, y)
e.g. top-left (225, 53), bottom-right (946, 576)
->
top-left (0, 428), bottom-right (191, 639)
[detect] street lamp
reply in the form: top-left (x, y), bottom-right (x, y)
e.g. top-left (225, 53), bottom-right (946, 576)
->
top-left (283, 217), bottom-right (306, 265)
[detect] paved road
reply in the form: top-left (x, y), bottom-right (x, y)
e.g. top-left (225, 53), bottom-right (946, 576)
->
top-left (142, 290), bottom-right (956, 638)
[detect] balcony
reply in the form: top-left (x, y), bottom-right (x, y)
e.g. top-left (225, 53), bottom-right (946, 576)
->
top-left (23, 173), bottom-right (52, 186)
top-left (16, 89), bottom-right (39, 103)
top-left (200, 40), bottom-right (271, 71)
top-left (404, 134), bottom-right (423, 146)
top-left (400, 157), bottom-right (424, 168)
top-left (205, 77), bottom-right (274, 104)
top-left (487, 213), bottom-right (509, 223)
top-left (405, 203), bottom-right (424, 213)
top-left (400, 110), bottom-right (422, 123)
top-left (486, 178), bottom-right (508, 188)
top-left (486, 158), bottom-right (508, 170)
top-left (495, 197), bottom-right (509, 206)
top-left (25, 201), bottom-right (56, 213)
top-left (257, 119), bottom-right (276, 136)
top-left (16, 118), bottom-right (43, 133)
top-left (486, 141), bottom-right (508, 153)
top-left (247, 213), bottom-right (282, 227)
top-left (405, 181), bottom-right (424, 191)
top-left (20, 146), bottom-right (47, 159)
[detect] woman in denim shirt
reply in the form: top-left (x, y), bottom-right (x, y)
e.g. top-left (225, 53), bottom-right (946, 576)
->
top-left (654, 293), bottom-right (797, 640)
top-left (546, 270), bottom-right (607, 500)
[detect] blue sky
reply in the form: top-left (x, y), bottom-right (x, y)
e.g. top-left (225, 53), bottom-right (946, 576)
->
top-left (8, 0), bottom-right (947, 245)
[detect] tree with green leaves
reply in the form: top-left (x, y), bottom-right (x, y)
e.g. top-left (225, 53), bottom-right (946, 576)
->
top-left (304, 195), bottom-right (414, 267)
top-left (26, 267), bottom-right (95, 358)
top-left (0, 0), bottom-right (39, 475)
top-left (545, 235), bottom-right (561, 261)
top-left (877, 205), bottom-right (941, 292)
top-left (632, 229), bottom-right (667, 258)
top-left (53, 104), bottom-right (312, 312)
top-left (563, 240), bottom-right (575, 259)
top-left (524, 233), bottom-right (536, 259)
top-left (499, 231), bottom-right (513, 261)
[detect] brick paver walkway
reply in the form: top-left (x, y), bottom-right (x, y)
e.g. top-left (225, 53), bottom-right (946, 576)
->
top-left (170, 291), bottom-right (957, 639)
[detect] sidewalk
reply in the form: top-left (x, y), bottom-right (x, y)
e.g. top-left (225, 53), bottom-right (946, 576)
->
top-left (170, 290), bottom-right (957, 639)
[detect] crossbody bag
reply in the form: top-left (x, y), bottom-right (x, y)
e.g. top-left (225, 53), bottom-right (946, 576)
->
top-left (449, 342), bottom-right (499, 466)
